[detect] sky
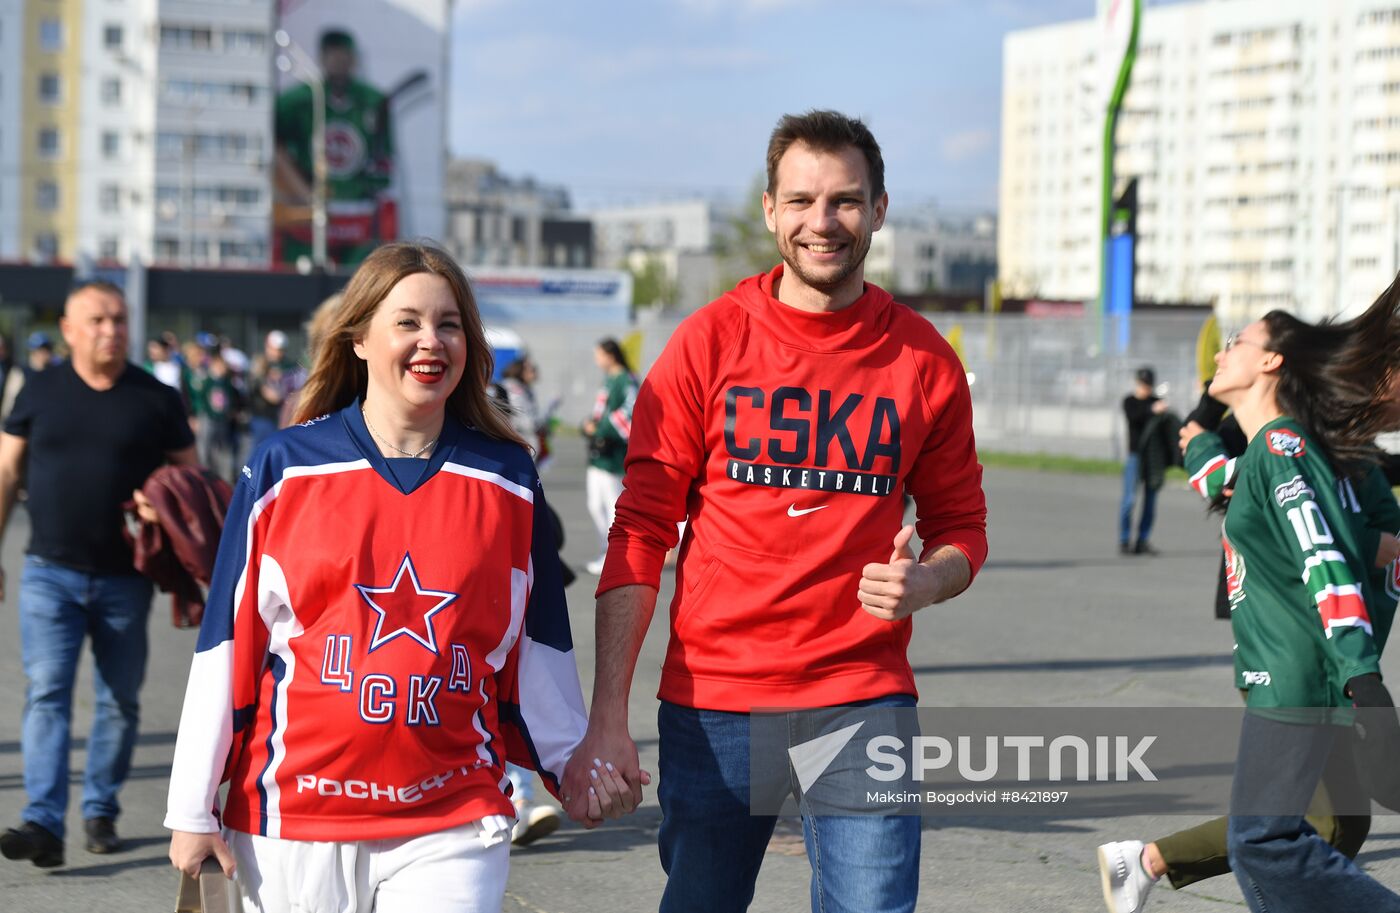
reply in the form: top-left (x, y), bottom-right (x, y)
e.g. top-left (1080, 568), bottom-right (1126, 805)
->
top-left (448, 0), bottom-right (1099, 215)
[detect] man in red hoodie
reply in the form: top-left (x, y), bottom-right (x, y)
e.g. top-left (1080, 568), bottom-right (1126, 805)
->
top-left (562, 110), bottom-right (988, 913)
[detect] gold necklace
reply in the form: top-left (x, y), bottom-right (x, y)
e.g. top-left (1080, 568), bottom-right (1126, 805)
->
top-left (362, 407), bottom-right (439, 458)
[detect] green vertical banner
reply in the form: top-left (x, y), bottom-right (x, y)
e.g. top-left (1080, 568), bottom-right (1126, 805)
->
top-left (1096, 0), bottom-right (1142, 327)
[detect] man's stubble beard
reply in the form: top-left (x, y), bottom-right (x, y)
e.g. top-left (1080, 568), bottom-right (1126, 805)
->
top-left (775, 228), bottom-right (874, 294)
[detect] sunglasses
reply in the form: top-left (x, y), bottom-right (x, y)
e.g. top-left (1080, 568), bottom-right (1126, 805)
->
top-left (1222, 333), bottom-right (1269, 353)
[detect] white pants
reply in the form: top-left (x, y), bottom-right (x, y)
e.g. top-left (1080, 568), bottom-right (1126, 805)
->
top-left (226, 819), bottom-right (510, 913)
top-left (585, 466), bottom-right (624, 553)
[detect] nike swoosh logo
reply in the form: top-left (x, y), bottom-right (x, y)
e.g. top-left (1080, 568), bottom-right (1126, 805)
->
top-left (787, 504), bottom-right (829, 518)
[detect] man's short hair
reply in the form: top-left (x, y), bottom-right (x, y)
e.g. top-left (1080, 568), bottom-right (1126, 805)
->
top-left (765, 110), bottom-right (885, 201)
top-left (68, 280), bottom-right (125, 306)
top-left (320, 29), bottom-right (356, 53)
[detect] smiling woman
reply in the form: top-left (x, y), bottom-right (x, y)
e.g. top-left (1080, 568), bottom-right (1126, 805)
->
top-left (292, 243), bottom-right (519, 448)
top-left (164, 242), bottom-right (644, 913)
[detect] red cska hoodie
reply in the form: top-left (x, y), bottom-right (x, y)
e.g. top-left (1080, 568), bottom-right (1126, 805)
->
top-left (597, 266), bottom-right (987, 711)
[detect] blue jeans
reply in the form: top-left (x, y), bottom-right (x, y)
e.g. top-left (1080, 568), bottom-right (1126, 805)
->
top-left (1119, 453), bottom-right (1157, 546)
top-left (657, 696), bottom-right (920, 913)
top-left (1227, 712), bottom-right (1400, 912)
top-left (18, 556), bottom-right (153, 838)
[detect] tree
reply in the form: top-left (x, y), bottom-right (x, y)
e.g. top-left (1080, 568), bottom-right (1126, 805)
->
top-left (713, 172), bottom-right (775, 286)
top-left (628, 253), bottom-right (677, 309)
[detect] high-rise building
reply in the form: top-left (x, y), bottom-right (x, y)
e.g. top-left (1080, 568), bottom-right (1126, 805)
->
top-left (0, 0), bottom-right (275, 267)
top-left (1000, 0), bottom-right (1400, 322)
top-left (0, 1), bottom-right (27, 258)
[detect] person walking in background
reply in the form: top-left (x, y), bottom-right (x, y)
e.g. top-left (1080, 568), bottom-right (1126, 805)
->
top-left (246, 330), bottom-right (302, 452)
top-left (0, 281), bottom-right (195, 868)
top-left (582, 338), bottom-right (637, 576)
top-left (501, 357), bottom-right (557, 470)
top-left (25, 332), bottom-right (55, 376)
top-left (1120, 366), bottom-right (1167, 555)
top-left (187, 337), bottom-right (242, 482)
top-left (144, 337), bottom-right (184, 393)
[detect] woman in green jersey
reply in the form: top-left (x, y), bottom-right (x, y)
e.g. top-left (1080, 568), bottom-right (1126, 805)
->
top-left (1171, 297), bottom-right (1400, 913)
top-left (581, 339), bottom-right (638, 576)
top-left (1099, 367), bottom-right (1400, 913)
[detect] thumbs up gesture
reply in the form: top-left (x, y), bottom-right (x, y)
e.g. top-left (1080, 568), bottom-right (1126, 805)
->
top-left (859, 525), bottom-right (936, 622)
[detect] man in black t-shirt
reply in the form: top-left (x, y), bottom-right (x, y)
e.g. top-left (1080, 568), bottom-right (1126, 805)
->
top-left (0, 282), bottom-right (195, 868)
top-left (1120, 366), bottom-right (1167, 555)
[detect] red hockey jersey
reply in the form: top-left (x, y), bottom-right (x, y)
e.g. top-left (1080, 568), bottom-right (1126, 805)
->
top-left (598, 267), bottom-right (988, 711)
top-left (165, 404), bottom-right (586, 841)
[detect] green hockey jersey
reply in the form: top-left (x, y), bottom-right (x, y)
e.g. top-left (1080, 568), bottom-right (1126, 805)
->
top-left (275, 80), bottom-right (392, 201)
top-left (587, 371), bottom-right (638, 475)
top-left (1185, 418), bottom-right (1393, 708)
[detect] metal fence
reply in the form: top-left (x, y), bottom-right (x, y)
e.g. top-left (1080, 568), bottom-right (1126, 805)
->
top-left (495, 310), bottom-right (1210, 463)
top-left (927, 312), bottom-right (1209, 461)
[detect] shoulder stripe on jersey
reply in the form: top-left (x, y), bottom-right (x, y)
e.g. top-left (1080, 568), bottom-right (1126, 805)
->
top-left (439, 461), bottom-right (535, 503)
top-left (1302, 550), bottom-right (1349, 585)
top-left (1315, 583), bottom-right (1373, 638)
top-left (1189, 455), bottom-right (1228, 497)
top-left (256, 654), bottom-right (287, 837)
top-left (253, 553), bottom-right (304, 838)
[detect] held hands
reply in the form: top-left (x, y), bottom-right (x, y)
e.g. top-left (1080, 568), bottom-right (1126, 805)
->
top-left (169, 830), bottom-right (237, 879)
top-left (559, 723), bottom-right (652, 829)
top-left (859, 525), bottom-right (939, 622)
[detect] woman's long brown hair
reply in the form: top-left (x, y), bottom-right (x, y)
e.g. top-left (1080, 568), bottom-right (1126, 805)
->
top-left (292, 242), bottom-right (525, 449)
top-left (1262, 272), bottom-right (1400, 480)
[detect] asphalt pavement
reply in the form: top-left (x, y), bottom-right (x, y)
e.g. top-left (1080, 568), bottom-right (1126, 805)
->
top-left (2, 446), bottom-right (1399, 912)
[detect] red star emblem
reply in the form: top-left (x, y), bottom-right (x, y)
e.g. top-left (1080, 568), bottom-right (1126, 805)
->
top-left (354, 553), bottom-right (457, 654)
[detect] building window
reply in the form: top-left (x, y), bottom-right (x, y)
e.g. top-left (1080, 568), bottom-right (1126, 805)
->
top-left (101, 78), bottom-right (122, 105)
top-left (102, 131), bottom-right (119, 159)
top-left (34, 233), bottom-right (59, 260)
top-left (38, 73), bottom-right (61, 104)
top-left (36, 181), bottom-right (59, 211)
top-left (99, 237), bottom-right (120, 261)
top-left (104, 24), bottom-right (123, 50)
top-left (223, 30), bottom-right (265, 54)
top-left (160, 26), bottom-right (213, 50)
top-left (37, 127), bottom-right (60, 158)
top-left (99, 184), bottom-right (120, 213)
top-left (38, 19), bottom-right (62, 52)
top-left (155, 238), bottom-right (180, 261)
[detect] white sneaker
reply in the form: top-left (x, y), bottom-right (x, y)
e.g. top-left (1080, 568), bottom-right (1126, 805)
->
top-left (585, 556), bottom-right (606, 575)
top-left (1097, 839), bottom-right (1155, 913)
top-left (511, 802), bottom-right (560, 847)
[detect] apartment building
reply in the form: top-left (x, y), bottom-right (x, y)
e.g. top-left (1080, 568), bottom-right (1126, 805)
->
top-left (0, 0), bottom-right (274, 266)
top-left (1001, 0), bottom-right (1400, 323)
